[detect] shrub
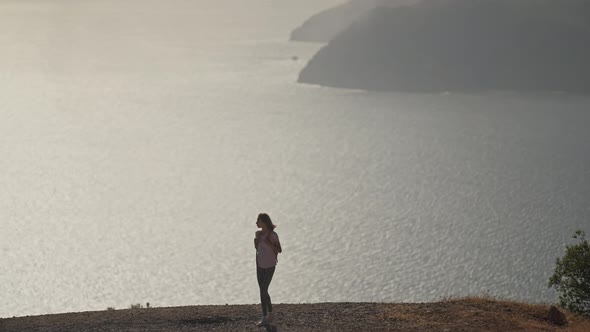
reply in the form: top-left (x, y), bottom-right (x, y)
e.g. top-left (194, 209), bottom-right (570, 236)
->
top-left (548, 230), bottom-right (590, 316)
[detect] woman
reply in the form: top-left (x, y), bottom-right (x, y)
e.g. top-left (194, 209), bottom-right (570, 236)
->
top-left (254, 213), bottom-right (282, 326)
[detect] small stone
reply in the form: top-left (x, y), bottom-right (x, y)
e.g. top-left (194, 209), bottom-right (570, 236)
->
top-left (548, 306), bottom-right (567, 326)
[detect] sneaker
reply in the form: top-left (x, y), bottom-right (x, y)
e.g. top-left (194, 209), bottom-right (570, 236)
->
top-left (256, 316), bottom-right (267, 326)
top-left (266, 312), bottom-right (274, 323)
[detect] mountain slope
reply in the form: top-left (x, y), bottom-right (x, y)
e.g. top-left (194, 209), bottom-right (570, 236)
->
top-left (290, 0), bottom-right (419, 42)
top-left (298, 0), bottom-right (590, 93)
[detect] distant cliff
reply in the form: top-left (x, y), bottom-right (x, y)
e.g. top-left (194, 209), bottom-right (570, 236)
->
top-left (290, 0), bottom-right (419, 42)
top-left (298, 0), bottom-right (590, 93)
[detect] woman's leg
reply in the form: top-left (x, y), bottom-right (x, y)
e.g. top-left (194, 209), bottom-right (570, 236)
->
top-left (257, 266), bottom-right (276, 316)
top-left (256, 267), bottom-right (267, 316)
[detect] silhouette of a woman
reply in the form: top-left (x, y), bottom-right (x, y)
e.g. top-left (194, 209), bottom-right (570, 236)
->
top-left (254, 213), bottom-right (282, 326)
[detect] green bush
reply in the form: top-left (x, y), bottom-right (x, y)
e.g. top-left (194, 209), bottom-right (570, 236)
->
top-left (548, 230), bottom-right (590, 316)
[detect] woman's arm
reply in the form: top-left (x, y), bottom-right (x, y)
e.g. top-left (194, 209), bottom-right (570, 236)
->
top-left (269, 232), bottom-right (282, 254)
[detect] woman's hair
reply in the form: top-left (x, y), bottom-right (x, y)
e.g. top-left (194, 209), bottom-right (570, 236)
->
top-left (257, 213), bottom-right (276, 230)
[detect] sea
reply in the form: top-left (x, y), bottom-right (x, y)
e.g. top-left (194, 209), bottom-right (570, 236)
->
top-left (1, 0), bottom-right (589, 318)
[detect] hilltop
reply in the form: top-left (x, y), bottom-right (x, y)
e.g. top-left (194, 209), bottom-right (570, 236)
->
top-left (1, 298), bottom-right (589, 331)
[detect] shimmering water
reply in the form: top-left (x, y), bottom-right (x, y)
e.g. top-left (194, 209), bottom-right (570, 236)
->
top-left (1, 0), bottom-right (589, 318)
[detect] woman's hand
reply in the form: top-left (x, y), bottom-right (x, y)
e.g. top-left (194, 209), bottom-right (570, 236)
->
top-left (254, 231), bottom-right (260, 249)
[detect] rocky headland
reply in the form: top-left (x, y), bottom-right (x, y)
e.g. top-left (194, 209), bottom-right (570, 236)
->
top-left (297, 0), bottom-right (590, 93)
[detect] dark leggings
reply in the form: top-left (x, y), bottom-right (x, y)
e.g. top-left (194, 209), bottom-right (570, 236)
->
top-left (257, 266), bottom-right (276, 316)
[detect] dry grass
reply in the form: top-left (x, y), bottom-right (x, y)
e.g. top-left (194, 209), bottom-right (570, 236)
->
top-left (378, 296), bottom-right (588, 331)
top-left (563, 312), bottom-right (590, 332)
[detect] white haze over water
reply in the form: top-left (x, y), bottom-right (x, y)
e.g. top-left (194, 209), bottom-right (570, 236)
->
top-left (1, 0), bottom-right (589, 317)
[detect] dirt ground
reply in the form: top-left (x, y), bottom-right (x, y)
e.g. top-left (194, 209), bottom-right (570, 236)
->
top-left (1, 298), bottom-right (589, 332)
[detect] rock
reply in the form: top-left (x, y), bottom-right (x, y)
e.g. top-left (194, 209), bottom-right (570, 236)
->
top-left (548, 306), bottom-right (567, 326)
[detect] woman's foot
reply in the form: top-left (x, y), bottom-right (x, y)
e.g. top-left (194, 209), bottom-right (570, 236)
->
top-left (256, 316), bottom-right (267, 326)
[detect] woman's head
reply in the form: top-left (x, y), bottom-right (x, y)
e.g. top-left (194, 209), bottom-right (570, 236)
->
top-left (256, 213), bottom-right (276, 231)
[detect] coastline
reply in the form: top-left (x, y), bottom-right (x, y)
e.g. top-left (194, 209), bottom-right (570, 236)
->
top-left (2, 298), bottom-right (588, 331)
